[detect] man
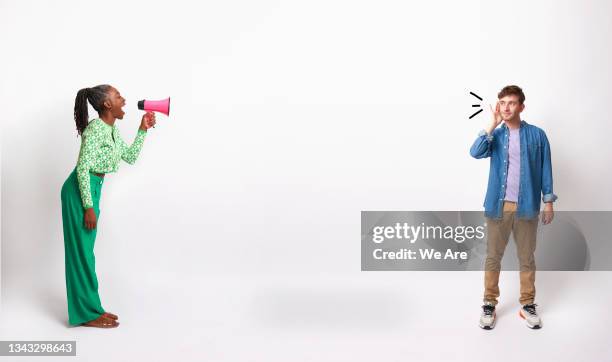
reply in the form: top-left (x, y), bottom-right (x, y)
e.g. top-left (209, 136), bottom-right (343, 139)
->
top-left (470, 85), bottom-right (557, 330)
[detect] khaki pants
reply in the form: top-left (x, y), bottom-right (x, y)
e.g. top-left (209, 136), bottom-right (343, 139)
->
top-left (484, 201), bottom-right (538, 306)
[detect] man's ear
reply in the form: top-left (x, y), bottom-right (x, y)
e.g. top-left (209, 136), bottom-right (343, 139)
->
top-left (519, 103), bottom-right (525, 113)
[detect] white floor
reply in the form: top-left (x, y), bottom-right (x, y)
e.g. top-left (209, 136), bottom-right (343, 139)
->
top-left (1, 271), bottom-right (611, 362)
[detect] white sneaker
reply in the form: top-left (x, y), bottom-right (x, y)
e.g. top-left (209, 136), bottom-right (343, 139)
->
top-left (519, 303), bottom-right (542, 329)
top-left (479, 302), bottom-right (496, 330)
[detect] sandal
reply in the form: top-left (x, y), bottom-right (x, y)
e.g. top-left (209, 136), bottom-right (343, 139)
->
top-left (102, 312), bottom-right (119, 320)
top-left (82, 315), bottom-right (119, 328)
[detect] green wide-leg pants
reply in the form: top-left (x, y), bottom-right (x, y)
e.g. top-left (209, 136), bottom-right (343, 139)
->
top-left (61, 167), bottom-right (106, 325)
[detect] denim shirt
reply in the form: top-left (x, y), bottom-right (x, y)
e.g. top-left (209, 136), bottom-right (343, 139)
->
top-left (470, 120), bottom-right (558, 219)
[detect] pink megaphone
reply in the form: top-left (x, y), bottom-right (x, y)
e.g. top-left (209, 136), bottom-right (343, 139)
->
top-left (137, 97), bottom-right (170, 116)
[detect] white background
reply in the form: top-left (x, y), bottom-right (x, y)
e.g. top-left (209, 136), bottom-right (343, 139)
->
top-left (1, 0), bottom-right (612, 361)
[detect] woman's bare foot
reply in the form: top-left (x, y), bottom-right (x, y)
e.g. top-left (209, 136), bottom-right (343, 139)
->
top-left (82, 314), bottom-right (119, 328)
top-left (102, 312), bottom-right (118, 320)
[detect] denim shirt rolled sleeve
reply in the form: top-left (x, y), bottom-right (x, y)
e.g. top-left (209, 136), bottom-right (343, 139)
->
top-left (469, 120), bottom-right (558, 219)
top-left (540, 132), bottom-right (558, 203)
top-left (469, 129), bottom-right (495, 159)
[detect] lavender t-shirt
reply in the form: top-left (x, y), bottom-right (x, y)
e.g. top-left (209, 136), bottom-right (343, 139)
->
top-left (504, 128), bottom-right (520, 202)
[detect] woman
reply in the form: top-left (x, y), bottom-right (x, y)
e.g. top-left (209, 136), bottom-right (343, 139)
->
top-left (61, 84), bottom-right (156, 328)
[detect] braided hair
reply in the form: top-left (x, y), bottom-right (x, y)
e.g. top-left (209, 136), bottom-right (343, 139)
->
top-left (73, 84), bottom-right (112, 136)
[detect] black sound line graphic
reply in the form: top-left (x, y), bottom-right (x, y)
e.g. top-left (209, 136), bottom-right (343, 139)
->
top-left (469, 91), bottom-right (483, 119)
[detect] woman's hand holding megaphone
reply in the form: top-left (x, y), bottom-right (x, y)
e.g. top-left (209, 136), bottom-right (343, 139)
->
top-left (139, 111), bottom-right (156, 131)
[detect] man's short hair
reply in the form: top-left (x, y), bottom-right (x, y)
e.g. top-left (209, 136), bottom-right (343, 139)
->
top-left (498, 85), bottom-right (525, 104)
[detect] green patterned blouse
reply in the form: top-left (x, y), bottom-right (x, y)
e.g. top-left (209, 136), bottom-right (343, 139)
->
top-left (76, 118), bottom-right (147, 209)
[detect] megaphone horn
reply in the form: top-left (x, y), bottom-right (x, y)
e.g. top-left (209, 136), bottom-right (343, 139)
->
top-left (137, 97), bottom-right (170, 116)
